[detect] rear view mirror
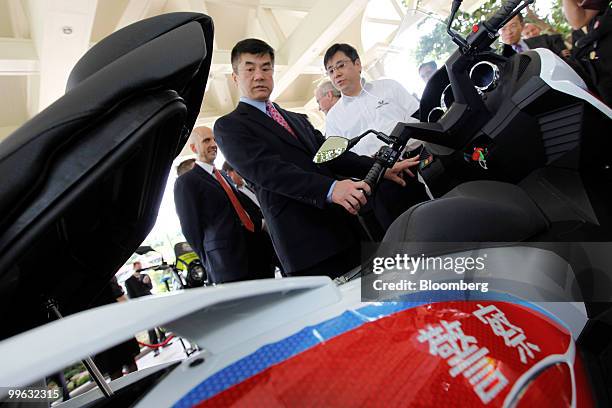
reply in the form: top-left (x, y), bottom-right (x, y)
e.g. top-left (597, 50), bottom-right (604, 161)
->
top-left (313, 136), bottom-right (349, 163)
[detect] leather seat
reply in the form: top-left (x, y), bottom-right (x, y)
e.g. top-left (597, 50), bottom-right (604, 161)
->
top-left (384, 180), bottom-right (549, 243)
top-left (0, 13), bottom-right (214, 338)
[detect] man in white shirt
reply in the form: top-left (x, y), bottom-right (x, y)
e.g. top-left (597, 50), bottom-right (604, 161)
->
top-left (323, 43), bottom-right (429, 231)
top-left (324, 44), bottom-right (421, 156)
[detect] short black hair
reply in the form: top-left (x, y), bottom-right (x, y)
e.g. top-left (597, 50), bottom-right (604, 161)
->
top-left (231, 38), bottom-right (275, 73)
top-left (221, 161), bottom-right (234, 172)
top-left (418, 61), bottom-right (437, 73)
top-left (323, 43), bottom-right (360, 68)
top-left (177, 158), bottom-right (195, 176)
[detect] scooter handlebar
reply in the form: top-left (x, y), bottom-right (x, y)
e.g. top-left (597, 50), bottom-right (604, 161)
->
top-left (364, 161), bottom-right (385, 188)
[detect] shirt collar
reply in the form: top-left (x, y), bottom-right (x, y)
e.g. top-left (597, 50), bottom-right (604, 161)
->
top-left (340, 77), bottom-right (369, 102)
top-left (195, 160), bottom-right (214, 175)
top-left (513, 39), bottom-right (529, 51)
top-left (240, 96), bottom-right (268, 115)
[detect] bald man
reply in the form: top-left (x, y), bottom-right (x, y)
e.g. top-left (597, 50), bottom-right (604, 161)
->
top-left (174, 126), bottom-right (276, 283)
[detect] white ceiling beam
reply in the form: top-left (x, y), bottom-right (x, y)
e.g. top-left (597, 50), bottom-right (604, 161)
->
top-left (26, 0), bottom-right (98, 113)
top-left (271, 0), bottom-right (369, 100)
top-left (0, 38), bottom-right (38, 75)
top-left (365, 18), bottom-right (401, 26)
top-left (390, 0), bottom-right (406, 19)
top-left (169, 0), bottom-right (237, 114)
top-left (202, 0), bottom-right (235, 113)
top-left (115, 0), bottom-right (168, 31)
top-left (7, 0), bottom-right (30, 39)
top-left (257, 7), bottom-right (286, 49)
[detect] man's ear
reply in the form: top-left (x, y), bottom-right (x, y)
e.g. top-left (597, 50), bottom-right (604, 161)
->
top-left (231, 71), bottom-right (238, 86)
top-left (189, 143), bottom-right (197, 155)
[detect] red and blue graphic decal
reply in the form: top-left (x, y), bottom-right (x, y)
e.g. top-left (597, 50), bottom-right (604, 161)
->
top-left (174, 295), bottom-right (592, 407)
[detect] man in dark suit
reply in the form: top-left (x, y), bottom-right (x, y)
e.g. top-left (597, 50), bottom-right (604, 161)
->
top-left (500, 14), bottom-right (569, 58)
top-left (214, 38), bottom-right (419, 278)
top-left (124, 261), bottom-right (165, 355)
top-left (174, 126), bottom-right (276, 283)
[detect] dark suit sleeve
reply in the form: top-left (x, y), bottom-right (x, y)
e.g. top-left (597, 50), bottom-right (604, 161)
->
top-left (141, 275), bottom-right (153, 291)
top-left (548, 34), bottom-right (568, 56)
top-left (125, 278), bottom-right (136, 299)
top-left (300, 114), bottom-right (375, 179)
top-left (215, 116), bottom-right (335, 209)
top-left (174, 174), bottom-right (207, 263)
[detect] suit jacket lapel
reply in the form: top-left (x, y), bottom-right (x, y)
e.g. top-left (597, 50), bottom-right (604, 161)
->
top-left (276, 104), bottom-right (319, 155)
top-left (238, 102), bottom-right (311, 154)
top-left (194, 164), bottom-right (262, 225)
top-left (192, 164), bottom-right (221, 191)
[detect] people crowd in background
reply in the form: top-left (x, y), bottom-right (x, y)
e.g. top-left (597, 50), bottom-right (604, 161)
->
top-left (168, 2), bottom-right (611, 285)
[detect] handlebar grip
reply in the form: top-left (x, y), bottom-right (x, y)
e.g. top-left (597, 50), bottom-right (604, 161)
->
top-left (484, 0), bottom-right (522, 32)
top-left (364, 162), bottom-right (385, 188)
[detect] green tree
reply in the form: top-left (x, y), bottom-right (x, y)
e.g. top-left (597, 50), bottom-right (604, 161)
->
top-left (409, 0), bottom-right (571, 64)
top-left (411, 0), bottom-right (502, 64)
top-left (548, 0), bottom-right (572, 38)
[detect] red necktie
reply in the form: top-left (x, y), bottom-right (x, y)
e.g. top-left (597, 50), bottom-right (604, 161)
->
top-left (265, 100), bottom-right (297, 138)
top-left (213, 168), bottom-right (255, 232)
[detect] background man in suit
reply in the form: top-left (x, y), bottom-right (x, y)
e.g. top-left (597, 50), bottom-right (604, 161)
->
top-left (314, 80), bottom-right (341, 115)
top-left (500, 14), bottom-right (570, 58)
top-left (174, 126), bottom-right (276, 283)
top-left (176, 158), bottom-right (195, 177)
top-left (214, 38), bottom-right (418, 278)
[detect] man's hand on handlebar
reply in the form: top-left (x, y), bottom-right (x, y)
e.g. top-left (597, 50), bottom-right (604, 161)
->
top-left (383, 156), bottom-right (420, 187)
top-left (332, 179), bottom-right (371, 215)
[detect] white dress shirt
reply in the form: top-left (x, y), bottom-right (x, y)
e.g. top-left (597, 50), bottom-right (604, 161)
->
top-left (195, 160), bottom-right (214, 175)
top-left (325, 78), bottom-right (421, 156)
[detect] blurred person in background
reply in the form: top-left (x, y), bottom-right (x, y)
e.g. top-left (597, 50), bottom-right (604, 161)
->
top-left (500, 14), bottom-right (570, 58)
top-left (125, 261), bottom-right (166, 356)
top-left (564, 0), bottom-right (612, 105)
top-left (315, 80), bottom-right (341, 115)
top-left (177, 158), bottom-right (195, 177)
top-left (418, 61), bottom-right (437, 83)
top-left (522, 22), bottom-right (542, 39)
